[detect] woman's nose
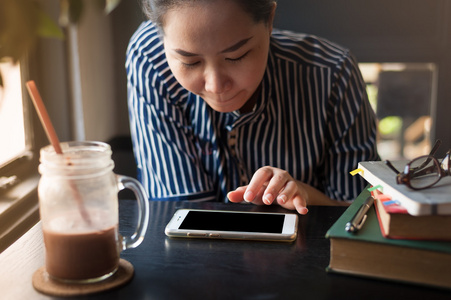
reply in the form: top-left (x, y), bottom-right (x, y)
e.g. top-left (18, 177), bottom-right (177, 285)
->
top-left (204, 69), bottom-right (231, 94)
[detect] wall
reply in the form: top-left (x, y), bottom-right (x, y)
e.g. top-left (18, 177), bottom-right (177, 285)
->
top-left (77, 1), bottom-right (117, 141)
top-left (36, 0), bottom-right (144, 143)
top-left (110, 1), bottom-right (146, 138)
top-left (76, 0), bottom-right (145, 142)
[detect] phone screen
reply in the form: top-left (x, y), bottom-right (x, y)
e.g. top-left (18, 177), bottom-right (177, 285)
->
top-left (179, 211), bottom-right (285, 233)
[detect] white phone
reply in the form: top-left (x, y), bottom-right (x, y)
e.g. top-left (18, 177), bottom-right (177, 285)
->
top-left (165, 209), bottom-right (298, 242)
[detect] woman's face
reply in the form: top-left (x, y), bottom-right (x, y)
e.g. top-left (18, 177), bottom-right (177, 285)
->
top-left (163, 0), bottom-right (274, 113)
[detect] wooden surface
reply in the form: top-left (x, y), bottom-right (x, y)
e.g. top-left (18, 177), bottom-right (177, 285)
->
top-left (1, 200), bottom-right (450, 299)
top-left (1, 221), bottom-right (46, 299)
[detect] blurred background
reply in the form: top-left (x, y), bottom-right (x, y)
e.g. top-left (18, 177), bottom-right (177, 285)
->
top-left (2, 0), bottom-right (450, 168)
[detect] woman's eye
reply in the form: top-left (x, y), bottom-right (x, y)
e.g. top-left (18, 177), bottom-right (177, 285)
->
top-left (226, 51), bottom-right (250, 63)
top-left (181, 61), bottom-right (200, 68)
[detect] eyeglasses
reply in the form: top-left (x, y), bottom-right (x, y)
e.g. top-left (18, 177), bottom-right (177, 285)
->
top-left (385, 140), bottom-right (451, 190)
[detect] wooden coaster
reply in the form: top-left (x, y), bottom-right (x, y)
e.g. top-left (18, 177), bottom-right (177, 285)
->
top-left (32, 258), bottom-right (134, 297)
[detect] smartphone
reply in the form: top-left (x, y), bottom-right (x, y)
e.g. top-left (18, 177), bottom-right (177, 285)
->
top-left (165, 209), bottom-right (298, 242)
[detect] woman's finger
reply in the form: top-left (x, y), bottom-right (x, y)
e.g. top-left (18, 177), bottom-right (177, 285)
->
top-left (227, 186), bottom-right (248, 202)
top-left (244, 167), bottom-right (274, 202)
top-left (260, 170), bottom-right (289, 204)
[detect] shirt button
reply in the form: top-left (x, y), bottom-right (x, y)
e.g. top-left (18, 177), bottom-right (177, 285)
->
top-left (228, 138), bottom-right (236, 147)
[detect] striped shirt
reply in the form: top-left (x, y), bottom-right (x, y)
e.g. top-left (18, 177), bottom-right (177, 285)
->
top-left (126, 21), bottom-right (379, 203)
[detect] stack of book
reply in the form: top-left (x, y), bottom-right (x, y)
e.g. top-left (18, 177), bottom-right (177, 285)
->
top-left (326, 160), bottom-right (451, 289)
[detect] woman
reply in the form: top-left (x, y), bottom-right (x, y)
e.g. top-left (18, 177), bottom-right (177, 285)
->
top-left (126, 0), bottom-right (379, 214)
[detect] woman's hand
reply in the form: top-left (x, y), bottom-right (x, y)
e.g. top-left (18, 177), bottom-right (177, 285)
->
top-left (227, 166), bottom-right (310, 215)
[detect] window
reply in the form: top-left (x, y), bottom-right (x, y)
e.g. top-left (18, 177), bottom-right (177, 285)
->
top-left (0, 60), bottom-right (27, 168)
top-left (274, 0), bottom-right (451, 158)
top-left (0, 59), bottom-right (41, 253)
top-left (359, 63), bottom-right (436, 160)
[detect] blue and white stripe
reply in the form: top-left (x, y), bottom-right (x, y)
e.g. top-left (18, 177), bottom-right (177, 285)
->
top-left (126, 21), bottom-right (379, 202)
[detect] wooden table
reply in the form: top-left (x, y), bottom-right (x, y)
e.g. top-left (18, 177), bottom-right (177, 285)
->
top-left (1, 200), bottom-right (449, 299)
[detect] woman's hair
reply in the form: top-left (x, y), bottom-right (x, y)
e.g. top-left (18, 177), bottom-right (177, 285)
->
top-left (142, 0), bottom-right (276, 30)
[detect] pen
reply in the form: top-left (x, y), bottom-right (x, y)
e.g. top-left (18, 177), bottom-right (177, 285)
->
top-left (345, 196), bottom-right (374, 233)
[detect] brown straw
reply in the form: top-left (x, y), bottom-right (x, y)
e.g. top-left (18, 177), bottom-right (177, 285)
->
top-left (26, 80), bottom-right (91, 224)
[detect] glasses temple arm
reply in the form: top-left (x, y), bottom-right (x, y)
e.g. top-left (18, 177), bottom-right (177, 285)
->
top-left (429, 139), bottom-right (442, 156)
top-left (385, 160), bottom-right (400, 174)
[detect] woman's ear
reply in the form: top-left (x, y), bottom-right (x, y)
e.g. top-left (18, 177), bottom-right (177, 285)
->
top-left (268, 2), bottom-right (277, 32)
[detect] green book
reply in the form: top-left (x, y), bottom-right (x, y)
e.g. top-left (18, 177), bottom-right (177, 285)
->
top-left (326, 189), bottom-right (451, 289)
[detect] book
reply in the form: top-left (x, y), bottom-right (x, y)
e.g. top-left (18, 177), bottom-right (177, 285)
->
top-left (357, 160), bottom-right (451, 216)
top-left (326, 189), bottom-right (451, 289)
top-left (372, 189), bottom-right (451, 240)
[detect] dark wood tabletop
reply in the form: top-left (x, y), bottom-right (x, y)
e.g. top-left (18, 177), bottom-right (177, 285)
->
top-left (1, 200), bottom-right (450, 299)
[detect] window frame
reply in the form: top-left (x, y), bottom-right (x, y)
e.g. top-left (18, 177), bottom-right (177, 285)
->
top-left (0, 56), bottom-right (44, 253)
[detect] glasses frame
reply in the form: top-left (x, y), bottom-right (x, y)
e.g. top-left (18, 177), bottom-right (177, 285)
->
top-left (385, 140), bottom-right (451, 190)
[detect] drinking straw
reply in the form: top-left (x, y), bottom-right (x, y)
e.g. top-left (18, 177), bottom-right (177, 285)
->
top-left (26, 80), bottom-right (91, 224)
top-left (26, 81), bottom-right (63, 154)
